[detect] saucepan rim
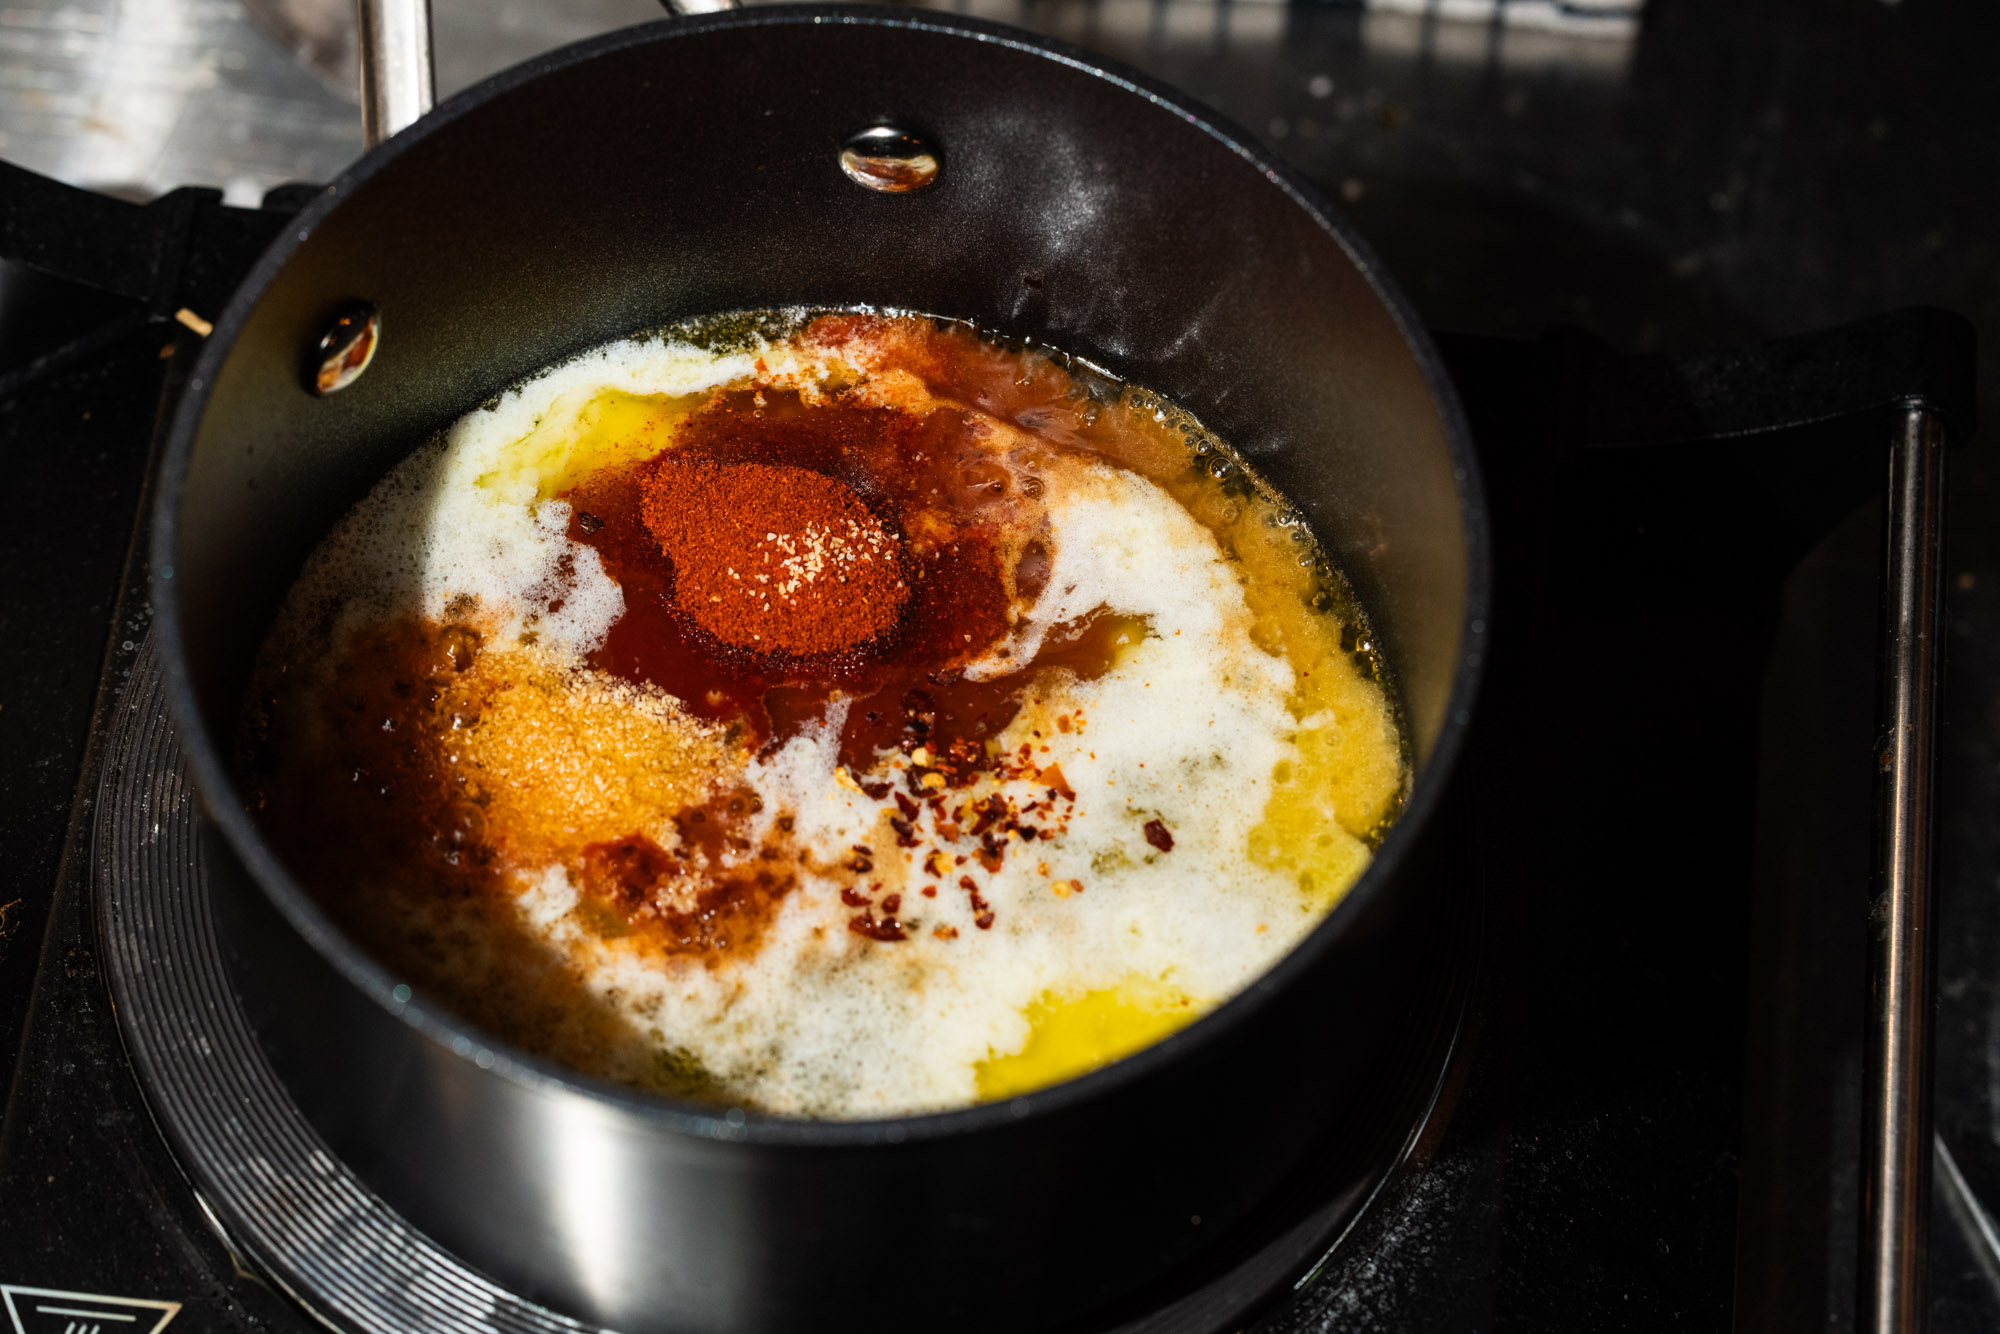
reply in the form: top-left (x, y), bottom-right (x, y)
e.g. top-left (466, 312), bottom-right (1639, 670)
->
top-left (151, 2), bottom-right (1492, 1149)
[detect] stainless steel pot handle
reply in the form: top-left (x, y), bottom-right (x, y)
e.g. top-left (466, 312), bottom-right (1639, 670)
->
top-left (353, 0), bottom-right (742, 146)
top-left (1859, 403), bottom-right (1950, 1334)
top-left (356, 0), bottom-right (434, 147)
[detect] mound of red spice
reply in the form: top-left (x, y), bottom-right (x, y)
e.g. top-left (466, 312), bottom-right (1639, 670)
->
top-left (639, 458), bottom-right (910, 656)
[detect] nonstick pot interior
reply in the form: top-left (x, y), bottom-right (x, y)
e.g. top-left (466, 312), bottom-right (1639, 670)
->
top-left (154, 10), bottom-right (1485, 1333)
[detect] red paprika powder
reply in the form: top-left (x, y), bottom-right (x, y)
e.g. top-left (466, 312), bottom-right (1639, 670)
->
top-left (640, 458), bottom-right (910, 656)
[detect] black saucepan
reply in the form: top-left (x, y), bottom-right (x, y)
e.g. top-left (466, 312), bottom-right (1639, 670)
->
top-left (153, 9), bottom-right (1489, 1332)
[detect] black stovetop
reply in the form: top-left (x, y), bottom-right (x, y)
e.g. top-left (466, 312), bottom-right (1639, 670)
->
top-left (0, 167), bottom-right (1988, 1332)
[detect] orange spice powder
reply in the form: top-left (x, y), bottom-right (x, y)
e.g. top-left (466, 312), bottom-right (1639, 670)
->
top-left (639, 458), bottom-right (910, 656)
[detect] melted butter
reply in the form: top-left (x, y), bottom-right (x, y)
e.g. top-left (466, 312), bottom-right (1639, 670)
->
top-left (975, 975), bottom-right (1199, 1100)
top-left (1084, 396), bottom-right (1404, 908)
top-left (1245, 635), bottom-right (1403, 911)
top-left (475, 388), bottom-right (706, 502)
top-left (246, 312), bottom-right (1413, 1115)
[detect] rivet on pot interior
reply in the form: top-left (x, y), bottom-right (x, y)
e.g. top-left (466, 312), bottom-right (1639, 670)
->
top-left (311, 303), bottom-right (380, 395)
top-left (839, 126), bottom-right (941, 194)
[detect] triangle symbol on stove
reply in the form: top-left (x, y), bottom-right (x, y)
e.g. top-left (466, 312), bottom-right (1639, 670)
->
top-left (0, 1287), bottom-right (180, 1334)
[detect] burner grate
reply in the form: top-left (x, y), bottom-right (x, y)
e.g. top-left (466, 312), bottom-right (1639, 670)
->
top-left (95, 640), bottom-right (604, 1334)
